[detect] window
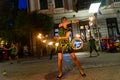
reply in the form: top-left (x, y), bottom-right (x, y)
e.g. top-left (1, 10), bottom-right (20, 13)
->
top-left (54, 0), bottom-right (63, 8)
top-left (18, 0), bottom-right (27, 10)
top-left (39, 0), bottom-right (48, 10)
top-left (54, 28), bottom-right (58, 36)
top-left (76, 0), bottom-right (91, 10)
top-left (114, 0), bottom-right (120, 2)
top-left (106, 18), bottom-right (119, 38)
top-left (76, 0), bottom-right (108, 10)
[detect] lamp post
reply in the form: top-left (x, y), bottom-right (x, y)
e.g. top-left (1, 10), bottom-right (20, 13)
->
top-left (89, 16), bottom-right (95, 37)
top-left (89, 2), bottom-right (102, 51)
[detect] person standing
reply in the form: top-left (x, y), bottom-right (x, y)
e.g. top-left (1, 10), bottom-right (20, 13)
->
top-left (55, 17), bottom-right (86, 79)
top-left (89, 36), bottom-right (99, 57)
top-left (7, 42), bottom-right (20, 64)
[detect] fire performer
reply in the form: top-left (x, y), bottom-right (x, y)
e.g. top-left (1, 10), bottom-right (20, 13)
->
top-left (55, 17), bottom-right (86, 79)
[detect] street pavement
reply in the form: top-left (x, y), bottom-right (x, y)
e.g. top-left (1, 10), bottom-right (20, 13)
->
top-left (0, 51), bottom-right (120, 80)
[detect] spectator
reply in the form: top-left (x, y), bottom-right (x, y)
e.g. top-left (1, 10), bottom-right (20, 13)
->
top-left (5, 42), bottom-right (20, 64)
top-left (89, 36), bottom-right (99, 57)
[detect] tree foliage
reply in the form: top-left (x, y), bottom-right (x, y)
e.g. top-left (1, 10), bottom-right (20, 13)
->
top-left (27, 11), bottom-right (54, 34)
top-left (0, 0), bottom-right (16, 41)
top-left (0, 10), bottom-right (54, 43)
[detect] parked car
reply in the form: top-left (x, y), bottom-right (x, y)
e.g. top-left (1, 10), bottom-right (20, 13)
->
top-left (101, 38), bottom-right (116, 52)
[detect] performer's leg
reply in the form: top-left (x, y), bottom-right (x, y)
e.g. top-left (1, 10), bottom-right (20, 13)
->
top-left (57, 53), bottom-right (63, 77)
top-left (8, 56), bottom-right (13, 64)
top-left (15, 55), bottom-right (20, 63)
top-left (70, 52), bottom-right (86, 77)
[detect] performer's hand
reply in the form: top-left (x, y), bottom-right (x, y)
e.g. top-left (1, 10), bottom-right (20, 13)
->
top-left (54, 36), bottom-right (58, 40)
top-left (72, 19), bottom-right (79, 23)
top-left (74, 19), bottom-right (79, 23)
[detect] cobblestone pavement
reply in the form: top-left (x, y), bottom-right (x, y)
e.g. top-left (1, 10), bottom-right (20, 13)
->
top-left (0, 52), bottom-right (120, 80)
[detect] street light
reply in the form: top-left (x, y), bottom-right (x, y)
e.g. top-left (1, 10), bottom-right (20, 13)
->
top-left (75, 34), bottom-right (80, 38)
top-left (89, 16), bottom-right (95, 26)
top-left (55, 42), bottom-right (59, 47)
top-left (48, 41), bottom-right (53, 46)
top-left (37, 33), bottom-right (42, 39)
top-left (42, 40), bottom-right (47, 43)
top-left (89, 2), bottom-right (101, 51)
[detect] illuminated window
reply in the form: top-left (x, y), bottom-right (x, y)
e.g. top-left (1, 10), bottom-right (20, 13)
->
top-left (54, 24), bottom-right (59, 37)
top-left (55, 33), bottom-right (58, 36)
top-left (80, 26), bottom-right (84, 29)
top-left (55, 29), bottom-right (58, 32)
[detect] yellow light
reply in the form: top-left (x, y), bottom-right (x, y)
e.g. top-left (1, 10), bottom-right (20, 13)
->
top-left (55, 42), bottom-right (59, 47)
top-left (76, 34), bottom-right (80, 38)
top-left (89, 16), bottom-right (94, 21)
top-left (1, 40), bottom-right (4, 45)
top-left (48, 41), bottom-right (53, 45)
top-left (42, 40), bottom-right (47, 43)
top-left (37, 33), bottom-right (42, 39)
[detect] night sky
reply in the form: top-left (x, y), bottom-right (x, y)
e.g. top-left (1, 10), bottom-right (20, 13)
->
top-left (18, 0), bottom-right (27, 9)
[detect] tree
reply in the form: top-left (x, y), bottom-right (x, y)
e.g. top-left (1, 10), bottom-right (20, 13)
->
top-left (14, 10), bottom-right (54, 56)
top-left (0, 0), bottom-right (18, 42)
top-left (13, 10), bottom-right (54, 47)
top-left (27, 11), bottom-right (54, 34)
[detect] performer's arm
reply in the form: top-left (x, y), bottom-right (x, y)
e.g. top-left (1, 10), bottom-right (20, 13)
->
top-left (2, 47), bottom-right (8, 50)
top-left (59, 19), bottom-right (79, 27)
top-left (58, 23), bottom-right (62, 28)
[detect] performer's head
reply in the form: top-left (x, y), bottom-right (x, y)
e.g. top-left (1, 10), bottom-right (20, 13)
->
top-left (61, 17), bottom-right (67, 23)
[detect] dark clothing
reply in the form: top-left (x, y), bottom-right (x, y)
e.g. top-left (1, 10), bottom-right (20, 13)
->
top-left (89, 38), bottom-right (98, 54)
top-left (57, 27), bottom-right (74, 53)
top-left (90, 46), bottom-right (98, 53)
top-left (89, 39), bottom-right (96, 48)
top-left (7, 49), bottom-right (12, 56)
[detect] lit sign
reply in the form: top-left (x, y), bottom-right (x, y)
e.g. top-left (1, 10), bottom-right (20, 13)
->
top-left (89, 2), bottom-right (101, 13)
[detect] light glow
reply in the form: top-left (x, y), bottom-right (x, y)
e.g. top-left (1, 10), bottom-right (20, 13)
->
top-left (48, 41), bottom-right (53, 45)
top-left (55, 42), bottom-right (59, 47)
top-left (76, 34), bottom-right (80, 38)
top-left (89, 16), bottom-right (95, 21)
top-left (42, 40), bottom-right (47, 43)
top-left (37, 33), bottom-right (42, 39)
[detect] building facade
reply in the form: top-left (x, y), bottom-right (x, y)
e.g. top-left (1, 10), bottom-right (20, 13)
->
top-left (27, 0), bottom-right (120, 55)
top-left (28, 0), bottom-right (120, 39)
